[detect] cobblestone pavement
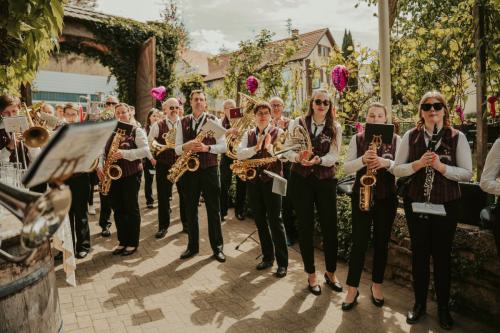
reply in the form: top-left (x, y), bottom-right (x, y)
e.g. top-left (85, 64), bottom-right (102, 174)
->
top-left (56, 188), bottom-right (496, 333)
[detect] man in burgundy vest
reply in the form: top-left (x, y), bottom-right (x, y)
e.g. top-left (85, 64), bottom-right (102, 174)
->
top-left (174, 90), bottom-right (227, 262)
top-left (219, 99), bottom-right (247, 221)
top-left (270, 96), bottom-right (297, 245)
top-left (148, 98), bottom-right (180, 238)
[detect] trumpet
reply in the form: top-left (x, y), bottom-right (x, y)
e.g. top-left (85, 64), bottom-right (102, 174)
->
top-left (151, 128), bottom-right (176, 156)
top-left (20, 103), bottom-right (50, 148)
top-left (0, 182), bottom-right (71, 263)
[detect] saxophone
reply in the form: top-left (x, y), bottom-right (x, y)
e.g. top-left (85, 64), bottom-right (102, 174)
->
top-left (99, 128), bottom-right (125, 195)
top-left (359, 134), bottom-right (382, 211)
top-left (230, 157), bottom-right (279, 181)
top-left (225, 93), bottom-right (258, 159)
top-left (167, 129), bottom-right (214, 184)
top-left (151, 127), bottom-right (176, 156)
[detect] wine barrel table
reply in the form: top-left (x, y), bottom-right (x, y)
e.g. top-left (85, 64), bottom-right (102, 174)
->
top-left (0, 217), bottom-right (62, 333)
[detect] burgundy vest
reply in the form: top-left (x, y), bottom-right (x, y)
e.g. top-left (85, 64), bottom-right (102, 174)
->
top-left (246, 126), bottom-right (283, 182)
top-left (104, 127), bottom-right (143, 178)
top-left (406, 127), bottom-right (461, 203)
top-left (155, 120), bottom-right (177, 168)
top-left (222, 116), bottom-right (231, 129)
top-left (180, 113), bottom-right (218, 169)
top-left (353, 133), bottom-right (397, 199)
top-left (291, 116), bottom-right (336, 179)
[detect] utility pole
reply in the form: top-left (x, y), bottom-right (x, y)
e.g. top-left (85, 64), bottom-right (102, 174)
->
top-left (475, 0), bottom-right (487, 178)
top-left (378, 0), bottom-right (392, 122)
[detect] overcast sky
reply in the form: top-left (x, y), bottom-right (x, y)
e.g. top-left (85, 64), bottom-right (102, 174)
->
top-left (96, 0), bottom-right (379, 54)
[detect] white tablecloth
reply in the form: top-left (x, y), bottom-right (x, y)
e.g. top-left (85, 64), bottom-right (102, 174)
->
top-left (52, 216), bottom-right (76, 287)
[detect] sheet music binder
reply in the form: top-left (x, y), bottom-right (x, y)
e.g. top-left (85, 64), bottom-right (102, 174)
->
top-left (363, 123), bottom-right (394, 144)
top-left (22, 120), bottom-right (117, 188)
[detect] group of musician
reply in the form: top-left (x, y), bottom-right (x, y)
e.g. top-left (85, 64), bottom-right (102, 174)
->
top-left (1, 89), bottom-right (499, 331)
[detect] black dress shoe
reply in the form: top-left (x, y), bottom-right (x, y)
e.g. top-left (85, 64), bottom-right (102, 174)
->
top-left (406, 303), bottom-right (426, 324)
top-left (147, 203), bottom-right (155, 209)
top-left (324, 273), bottom-right (343, 292)
top-left (213, 251), bottom-right (226, 263)
top-left (112, 247), bottom-right (125, 255)
top-left (341, 291), bottom-right (360, 311)
top-left (370, 285), bottom-right (384, 307)
top-left (236, 213), bottom-right (245, 221)
top-left (256, 261), bottom-right (273, 270)
top-left (180, 248), bottom-right (198, 259)
top-left (122, 247), bottom-right (137, 256)
top-left (275, 267), bottom-right (287, 278)
top-left (101, 227), bottom-right (111, 237)
top-left (155, 228), bottom-right (167, 239)
top-left (76, 250), bottom-right (89, 259)
top-left (438, 307), bottom-right (454, 330)
top-left (308, 283), bottom-right (322, 296)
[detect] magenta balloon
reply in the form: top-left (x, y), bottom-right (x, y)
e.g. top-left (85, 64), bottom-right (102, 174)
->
top-left (151, 86), bottom-right (167, 101)
top-left (246, 75), bottom-right (259, 95)
top-left (331, 65), bottom-right (349, 93)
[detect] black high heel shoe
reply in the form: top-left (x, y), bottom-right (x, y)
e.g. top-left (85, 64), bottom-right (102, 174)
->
top-left (341, 291), bottom-right (360, 311)
top-left (371, 285), bottom-right (384, 307)
top-left (307, 277), bottom-right (321, 296)
top-left (324, 273), bottom-right (343, 292)
top-left (122, 247), bottom-right (137, 256)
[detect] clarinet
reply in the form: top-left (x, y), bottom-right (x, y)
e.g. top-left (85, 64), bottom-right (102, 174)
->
top-left (423, 124), bottom-right (439, 203)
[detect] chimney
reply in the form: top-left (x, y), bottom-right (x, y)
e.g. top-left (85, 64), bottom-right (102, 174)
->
top-left (291, 29), bottom-right (299, 37)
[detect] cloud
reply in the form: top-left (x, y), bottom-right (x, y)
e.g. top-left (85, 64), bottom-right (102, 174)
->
top-left (189, 29), bottom-right (240, 54)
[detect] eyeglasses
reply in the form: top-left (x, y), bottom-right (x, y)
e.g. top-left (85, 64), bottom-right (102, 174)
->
top-left (271, 104), bottom-right (283, 108)
top-left (169, 106), bottom-right (180, 110)
top-left (105, 102), bottom-right (118, 106)
top-left (421, 103), bottom-right (445, 111)
top-left (256, 111), bottom-right (270, 117)
top-left (314, 99), bottom-right (330, 107)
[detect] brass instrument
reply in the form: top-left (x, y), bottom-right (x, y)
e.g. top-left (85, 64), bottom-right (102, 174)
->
top-left (20, 103), bottom-right (50, 148)
top-left (225, 93), bottom-right (258, 159)
top-left (0, 182), bottom-right (71, 262)
top-left (151, 128), bottom-right (176, 156)
top-left (167, 129), bottom-right (214, 184)
top-left (99, 128), bottom-right (125, 195)
top-left (230, 156), bottom-right (279, 181)
top-left (359, 134), bottom-right (382, 211)
top-left (276, 123), bottom-right (313, 156)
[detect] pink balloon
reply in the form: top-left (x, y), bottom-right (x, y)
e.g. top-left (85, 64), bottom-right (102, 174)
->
top-left (331, 65), bottom-right (349, 93)
top-left (455, 105), bottom-right (464, 123)
top-left (151, 86), bottom-right (167, 101)
top-left (355, 122), bottom-right (364, 134)
top-left (246, 75), bottom-right (259, 95)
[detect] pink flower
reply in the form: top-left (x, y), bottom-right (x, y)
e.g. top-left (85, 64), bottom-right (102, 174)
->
top-left (246, 75), bottom-right (259, 95)
top-left (331, 65), bottom-right (349, 93)
top-left (151, 86), bottom-right (167, 102)
top-left (355, 122), bottom-right (364, 134)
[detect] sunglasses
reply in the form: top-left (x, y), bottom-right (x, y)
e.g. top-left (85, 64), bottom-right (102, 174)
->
top-left (421, 103), bottom-right (445, 111)
top-left (169, 106), bottom-right (180, 110)
top-left (314, 99), bottom-right (330, 107)
top-left (106, 102), bottom-right (118, 106)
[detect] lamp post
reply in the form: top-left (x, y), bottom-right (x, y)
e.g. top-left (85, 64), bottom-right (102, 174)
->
top-left (378, 0), bottom-right (392, 122)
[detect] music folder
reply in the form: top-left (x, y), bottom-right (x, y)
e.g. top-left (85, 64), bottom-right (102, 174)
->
top-left (363, 123), bottom-right (394, 144)
top-left (263, 170), bottom-right (287, 196)
top-left (229, 107), bottom-right (242, 119)
top-left (201, 118), bottom-right (227, 138)
top-left (22, 120), bottom-right (117, 188)
top-left (116, 121), bottom-right (134, 136)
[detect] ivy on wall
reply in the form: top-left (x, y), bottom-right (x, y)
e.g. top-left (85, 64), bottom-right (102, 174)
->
top-left (59, 16), bottom-right (184, 106)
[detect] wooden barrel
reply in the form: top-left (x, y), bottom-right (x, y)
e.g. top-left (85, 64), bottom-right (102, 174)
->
top-left (0, 217), bottom-right (62, 333)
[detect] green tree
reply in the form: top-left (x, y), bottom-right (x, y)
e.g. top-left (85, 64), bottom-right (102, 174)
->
top-left (341, 29), bottom-right (358, 92)
top-left (178, 73), bottom-right (205, 114)
top-left (0, 0), bottom-right (65, 94)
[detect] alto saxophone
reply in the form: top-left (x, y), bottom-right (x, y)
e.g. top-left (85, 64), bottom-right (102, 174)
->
top-left (99, 128), bottom-right (126, 195)
top-left (151, 127), bottom-right (176, 156)
top-left (167, 129), bottom-right (214, 184)
top-left (359, 134), bottom-right (382, 211)
top-left (230, 156), bottom-right (279, 181)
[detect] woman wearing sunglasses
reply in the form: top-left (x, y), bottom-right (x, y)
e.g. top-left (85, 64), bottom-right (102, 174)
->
top-left (342, 102), bottom-right (401, 310)
top-left (143, 108), bottom-right (161, 208)
top-left (285, 89), bottom-right (343, 295)
top-left (394, 91), bottom-right (472, 330)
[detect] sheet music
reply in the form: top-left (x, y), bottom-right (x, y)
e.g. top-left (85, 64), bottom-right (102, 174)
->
top-left (263, 170), bottom-right (288, 196)
top-left (23, 120), bottom-right (117, 187)
top-left (202, 118), bottom-right (227, 138)
top-left (2, 116), bottom-right (29, 133)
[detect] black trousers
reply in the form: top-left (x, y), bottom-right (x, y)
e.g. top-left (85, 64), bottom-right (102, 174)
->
top-left (282, 162), bottom-right (297, 242)
top-left (290, 172), bottom-right (338, 274)
top-left (184, 166), bottom-right (223, 253)
top-left (65, 173), bottom-right (91, 252)
top-left (404, 197), bottom-right (459, 307)
top-left (143, 158), bottom-right (155, 205)
top-left (156, 163), bottom-right (173, 230)
top-left (88, 171), bottom-right (99, 206)
top-left (110, 173), bottom-right (141, 247)
top-left (176, 176), bottom-right (188, 231)
top-left (494, 204), bottom-right (500, 259)
top-left (98, 192), bottom-right (112, 229)
top-left (220, 155), bottom-right (246, 216)
top-left (346, 193), bottom-right (397, 287)
top-left (247, 180), bottom-right (288, 267)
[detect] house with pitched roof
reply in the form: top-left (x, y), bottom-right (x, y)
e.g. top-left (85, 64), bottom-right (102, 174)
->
top-left (202, 28), bottom-right (337, 113)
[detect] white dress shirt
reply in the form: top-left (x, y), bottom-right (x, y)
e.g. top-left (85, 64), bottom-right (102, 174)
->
top-left (147, 118), bottom-right (178, 144)
top-left (343, 134), bottom-right (401, 175)
top-left (284, 118), bottom-right (342, 167)
top-left (480, 138), bottom-right (500, 195)
top-left (174, 112), bottom-right (227, 156)
top-left (237, 125), bottom-right (284, 160)
top-left (100, 126), bottom-right (152, 166)
top-left (393, 127), bottom-right (472, 182)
